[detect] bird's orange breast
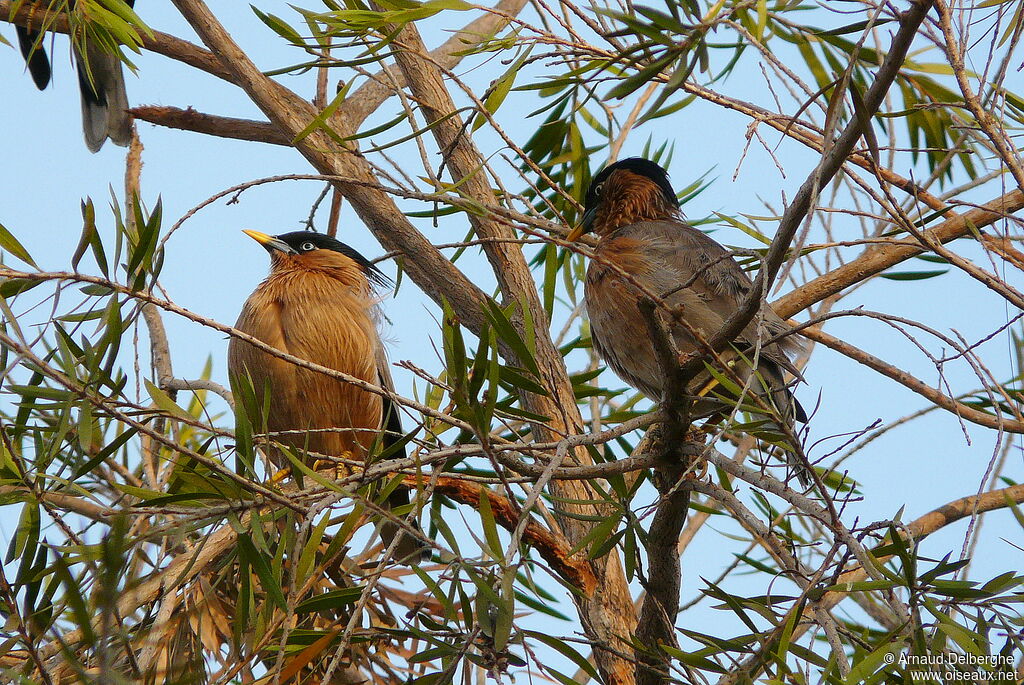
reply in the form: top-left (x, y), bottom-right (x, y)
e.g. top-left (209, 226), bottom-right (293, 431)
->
top-left (229, 265), bottom-right (384, 465)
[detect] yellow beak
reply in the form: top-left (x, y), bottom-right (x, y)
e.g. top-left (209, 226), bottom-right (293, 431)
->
top-left (242, 229), bottom-right (275, 245)
top-left (242, 229), bottom-right (296, 255)
top-left (566, 225), bottom-right (586, 241)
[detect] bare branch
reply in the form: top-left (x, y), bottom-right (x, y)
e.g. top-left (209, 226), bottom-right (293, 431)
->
top-left (687, 0), bottom-right (938, 378)
top-left (775, 188), bottom-right (1024, 318)
top-left (130, 105), bottom-right (289, 145)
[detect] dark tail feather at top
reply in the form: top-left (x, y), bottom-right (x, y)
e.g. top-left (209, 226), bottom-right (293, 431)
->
top-left (76, 43), bottom-right (132, 152)
top-left (16, 16), bottom-right (133, 152)
top-left (16, 27), bottom-right (51, 90)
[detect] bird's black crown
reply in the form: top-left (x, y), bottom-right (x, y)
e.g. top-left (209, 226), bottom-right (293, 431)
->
top-left (584, 157), bottom-right (679, 211)
top-left (275, 231), bottom-right (389, 287)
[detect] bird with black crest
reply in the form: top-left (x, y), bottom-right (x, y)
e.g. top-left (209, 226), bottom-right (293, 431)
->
top-left (229, 230), bottom-right (430, 562)
top-left (567, 157), bottom-right (812, 486)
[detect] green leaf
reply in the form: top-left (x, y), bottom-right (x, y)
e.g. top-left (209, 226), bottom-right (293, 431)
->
top-left (717, 213), bottom-right (771, 245)
top-left (114, 483), bottom-right (166, 500)
top-left (820, 579), bottom-right (900, 593)
top-left (660, 645), bottom-right (727, 673)
top-left (296, 512), bottom-right (333, 583)
top-left (0, 278), bottom-right (42, 299)
top-left (51, 547), bottom-right (95, 645)
top-left (477, 486), bottom-right (503, 559)
top-left (7, 502), bottom-right (39, 568)
top-left (483, 299), bottom-right (540, 378)
top-left (814, 17), bottom-right (895, 36)
top-left (879, 269), bottom-right (948, 281)
top-left (144, 380), bottom-right (192, 420)
top-left (294, 587), bottom-right (366, 613)
top-left (606, 53), bottom-right (675, 100)
top-left (252, 7), bottom-right (306, 45)
top-left (493, 570), bottom-right (516, 651)
top-left (237, 534), bottom-right (287, 612)
top-left (0, 224), bottom-right (37, 267)
top-left (473, 49), bottom-right (531, 131)
top-left (525, 630), bottom-right (600, 680)
top-left (568, 510), bottom-right (619, 557)
top-left (292, 80), bottom-right (355, 144)
top-left (845, 640), bottom-right (898, 683)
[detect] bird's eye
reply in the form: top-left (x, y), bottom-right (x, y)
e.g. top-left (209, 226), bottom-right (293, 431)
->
top-left (594, 182), bottom-right (605, 196)
top-left (300, 241), bottom-right (316, 252)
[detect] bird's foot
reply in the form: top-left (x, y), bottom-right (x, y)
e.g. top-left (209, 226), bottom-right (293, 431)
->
top-left (684, 457), bottom-right (708, 480)
top-left (683, 427), bottom-right (709, 480)
top-left (268, 466), bottom-right (292, 485)
top-left (312, 455), bottom-right (354, 481)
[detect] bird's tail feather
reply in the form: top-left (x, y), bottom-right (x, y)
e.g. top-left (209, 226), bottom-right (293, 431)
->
top-left (705, 360), bottom-right (812, 488)
top-left (75, 44), bottom-right (132, 152)
top-left (16, 26), bottom-right (51, 90)
top-left (380, 486), bottom-right (431, 562)
top-left (758, 365), bottom-right (814, 488)
top-left (378, 396), bottom-right (431, 563)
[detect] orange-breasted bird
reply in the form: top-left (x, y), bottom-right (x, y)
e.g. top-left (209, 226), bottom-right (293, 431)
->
top-left (567, 158), bottom-right (811, 485)
top-left (229, 230), bottom-right (429, 561)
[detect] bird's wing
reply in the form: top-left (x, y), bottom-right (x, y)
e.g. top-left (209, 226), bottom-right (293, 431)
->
top-left (374, 337), bottom-right (431, 561)
top-left (76, 43), bottom-right (132, 152)
top-left (584, 249), bottom-right (666, 399)
top-left (374, 341), bottom-right (406, 461)
top-left (617, 220), bottom-right (804, 377)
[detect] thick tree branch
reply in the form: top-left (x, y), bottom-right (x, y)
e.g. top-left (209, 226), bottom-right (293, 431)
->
top-left (384, 17), bottom-right (638, 685)
top-left (428, 476), bottom-right (598, 592)
top-left (130, 105), bottom-right (288, 145)
top-left (633, 304), bottom-right (693, 685)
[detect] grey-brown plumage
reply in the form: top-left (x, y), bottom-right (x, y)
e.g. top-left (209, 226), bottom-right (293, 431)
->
top-left (570, 158), bottom-right (810, 484)
top-left (77, 42), bottom-right (133, 152)
top-left (16, 0), bottom-right (134, 153)
top-left (229, 230), bottom-right (429, 562)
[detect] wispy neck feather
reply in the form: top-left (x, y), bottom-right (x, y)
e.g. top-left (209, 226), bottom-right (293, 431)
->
top-left (592, 173), bottom-right (679, 235)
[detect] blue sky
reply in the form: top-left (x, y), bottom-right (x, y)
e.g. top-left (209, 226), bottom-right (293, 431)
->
top-left (2, 1), bottom-right (1023, 675)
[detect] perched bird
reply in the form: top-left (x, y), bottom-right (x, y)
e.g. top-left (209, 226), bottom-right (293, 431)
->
top-left (16, 0), bottom-right (134, 152)
top-left (229, 230), bottom-right (429, 561)
top-left (567, 158), bottom-right (811, 484)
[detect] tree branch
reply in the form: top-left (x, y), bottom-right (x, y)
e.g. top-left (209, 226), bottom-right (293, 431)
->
top-left (383, 16), bottom-right (639, 684)
top-left (718, 482), bottom-right (1024, 684)
top-left (428, 476), bottom-right (598, 592)
top-left (683, 0), bottom-right (937, 378)
top-left (340, 0), bottom-right (528, 125)
top-left (130, 105), bottom-right (289, 145)
top-left (632, 303), bottom-right (694, 685)
top-left (802, 319), bottom-right (1024, 433)
top-left (774, 188), bottom-right (1024, 319)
